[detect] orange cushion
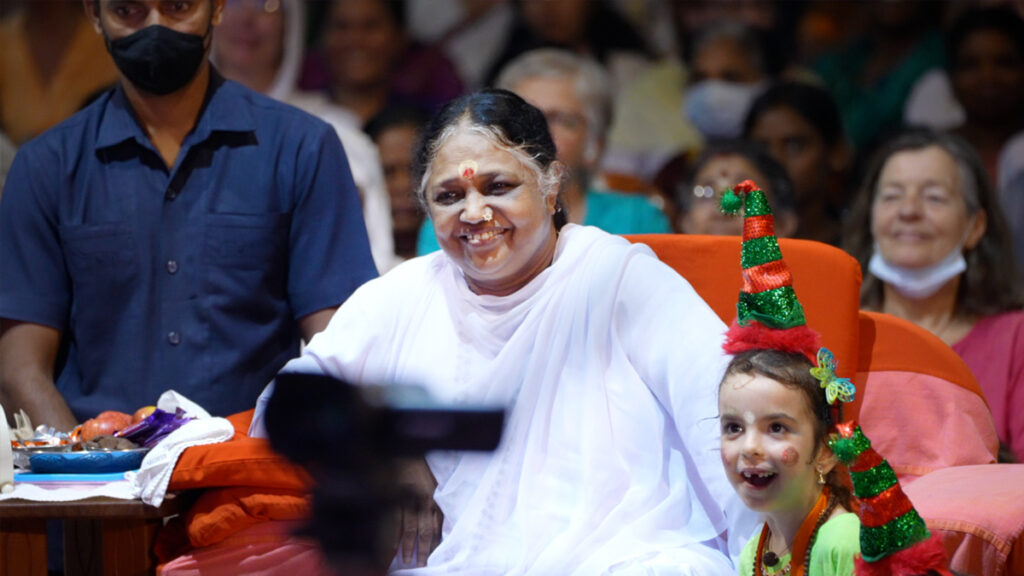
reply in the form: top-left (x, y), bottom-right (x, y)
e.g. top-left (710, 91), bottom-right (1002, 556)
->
top-left (903, 465), bottom-right (1024, 576)
top-left (186, 486), bottom-right (311, 548)
top-left (168, 411), bottom-right (310, 492)
top-left (625, 234), bottom-right (862, 389)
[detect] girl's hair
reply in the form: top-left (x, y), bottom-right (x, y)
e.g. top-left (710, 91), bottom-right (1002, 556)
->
top-left (842, 128), bottom-right (1024, 315)
top-left (413, 88), bottom-right (568, 228)
top-left (721, 348), bottom-right (853, 511)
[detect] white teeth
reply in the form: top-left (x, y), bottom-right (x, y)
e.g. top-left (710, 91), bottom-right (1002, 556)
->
top-left (742, 471), bottom-right (774, 479)
top-left (465, 229), bottom-right (502, 244)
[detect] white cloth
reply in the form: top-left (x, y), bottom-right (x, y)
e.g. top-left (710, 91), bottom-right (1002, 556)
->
top-left (0, 479), bottom-right (137, 502)
top-left (126, 417), bottom-right (234, 507)
top-left (253, 225), bottom-right (754, 574)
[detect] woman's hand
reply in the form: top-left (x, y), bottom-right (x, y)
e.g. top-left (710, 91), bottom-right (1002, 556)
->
top-left (395, 458), bottom-right (442, 567)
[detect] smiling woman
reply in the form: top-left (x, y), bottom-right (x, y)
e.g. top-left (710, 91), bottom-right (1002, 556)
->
top-left (251, 89), bottom-right (758, 574)
top-left (843, 128), bottom-right (1024, 462)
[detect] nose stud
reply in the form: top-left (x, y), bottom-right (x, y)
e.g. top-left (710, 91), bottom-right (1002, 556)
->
top-left (482, 206), bottom-right (493, 222)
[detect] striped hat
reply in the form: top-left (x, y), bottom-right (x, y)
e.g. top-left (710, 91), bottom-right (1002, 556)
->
top-left (720, 180), bottom-right (820, 360)
top-left (830, 422), bottom-right (952, 576)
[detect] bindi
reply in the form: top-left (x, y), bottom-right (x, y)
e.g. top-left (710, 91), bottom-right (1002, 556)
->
top-left (458, 160), bottom-right (477, 180)
top-left (781, 447), bottom-right (799, 466)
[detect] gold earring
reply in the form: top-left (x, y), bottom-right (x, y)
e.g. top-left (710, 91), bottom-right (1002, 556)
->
top-left (816, 466), bottom-right (825, 485)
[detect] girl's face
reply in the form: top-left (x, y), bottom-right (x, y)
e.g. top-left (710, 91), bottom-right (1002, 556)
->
top-left (719, 373), bottom-right (831, 515)
top-left (748, 105), bottom-right (829, 209)
top-left (423, 127), bottom-right (558, 296)
top-left (681, 154), bottom-right (774, 236)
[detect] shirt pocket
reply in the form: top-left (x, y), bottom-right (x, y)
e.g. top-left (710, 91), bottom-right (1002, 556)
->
top-left (59, 223), bottom-right (138, 303)
top-left (60, 223), bottom-right (136, 274)
top-left (203, 212), bottom-right (290, 270)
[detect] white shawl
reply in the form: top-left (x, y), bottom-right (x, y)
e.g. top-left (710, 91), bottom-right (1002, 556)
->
top-left (255, 225), bottom-right (752, 574)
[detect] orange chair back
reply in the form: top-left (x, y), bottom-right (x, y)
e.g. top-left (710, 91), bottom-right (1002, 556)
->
top-left (625, 234), bottom-right (863, 417)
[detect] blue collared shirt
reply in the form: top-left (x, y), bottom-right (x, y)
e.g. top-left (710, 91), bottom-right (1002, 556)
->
top-left (0, 72), bottom-right (378, 420)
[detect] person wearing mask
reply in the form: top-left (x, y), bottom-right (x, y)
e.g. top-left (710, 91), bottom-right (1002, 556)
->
top-left (843, 129), bottom-right (1024, 462)
top-left (0, 0), bottom-right (377, 431)
top-left (416, 49), bottom-right (671, 254)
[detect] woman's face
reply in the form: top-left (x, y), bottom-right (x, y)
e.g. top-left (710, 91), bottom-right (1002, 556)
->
top-left (214, 0), bottom-right (285, 78)
top-left (871, 146), bottom-right (985, 269)
top-left (719, 373), bottom-right (828, 514)
top-left (951, 28), bottom-right (1024, 124)
top-left (424, 127), bottom-right (558, 296)
top-left (324, 0), bottom-right (402, 91)
top-left (520, 0), bottom-right (590, 47)
top-left (680, 154), bottom-right (770, 236)
top-left (748, 105), bottom-right (829, 209)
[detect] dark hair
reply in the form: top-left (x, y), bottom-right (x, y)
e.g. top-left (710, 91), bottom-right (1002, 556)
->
top-left (364, 105), bottom-right (430, 142)
top-left (721, 348), bottom-right (853, 512)
top-left (680, 139), bottom-right (798, 215)
top-left (413, 88), bottom-right (568, 228)
top-left (743, 82), bottom-right (845, 150)
top-left (946, 5), bottom-right (1024, 75)
top-left (843, 128), bottom-right (1024, 316)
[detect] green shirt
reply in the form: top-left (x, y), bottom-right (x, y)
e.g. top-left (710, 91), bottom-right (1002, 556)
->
top-left (738, 513), bottom-right (861, 576)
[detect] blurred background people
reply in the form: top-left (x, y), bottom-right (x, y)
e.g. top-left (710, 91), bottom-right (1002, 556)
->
top-left (416, 49), bottom-right (671, 254)
top-left (675, 139), bottom-right (797, 238)
top-left (212, 0), bottom-right (400, 271)
top-left (304, 0), bottom-right (463, 126)
top-left (484, 0), bottom-right (654, 94)
top-left (813, 0), bottom-right (945, 154)
top-left (844, 129), bottom-right (1024, 462)
top-left (365, 106), bottom-right (429, 262)
top-left (0, 0), bottom-right (118, 144)
top-left (743, 81), bottom-right (851, 245)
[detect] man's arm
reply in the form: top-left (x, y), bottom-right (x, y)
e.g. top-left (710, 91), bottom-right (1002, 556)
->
top-left (298, 307), bottom-right (339, 344)
top-left (0, 319), bottom-right (76, 431)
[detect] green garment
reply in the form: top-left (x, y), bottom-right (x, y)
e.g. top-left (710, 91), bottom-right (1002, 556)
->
top-left (416, 188), bottom-right (671, 255)
top-left (814, 31), bottom-right (944, 151)
top-left (738, 512), bottom-right (861, 576)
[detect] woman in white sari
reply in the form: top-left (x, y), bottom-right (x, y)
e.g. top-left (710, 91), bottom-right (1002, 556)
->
top-left (252, 89), bottom-right (754, 575)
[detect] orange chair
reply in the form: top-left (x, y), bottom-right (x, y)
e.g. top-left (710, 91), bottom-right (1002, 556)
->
top-left (627, 233), bottom-right (1024, 576)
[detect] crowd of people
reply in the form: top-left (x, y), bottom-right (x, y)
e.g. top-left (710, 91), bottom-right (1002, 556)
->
top-left (1, 0), bottom-right (1022, 574)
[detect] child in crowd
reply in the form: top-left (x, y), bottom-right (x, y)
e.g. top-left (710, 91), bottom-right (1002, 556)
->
top-left (715, 180), bottom-right (860, 576)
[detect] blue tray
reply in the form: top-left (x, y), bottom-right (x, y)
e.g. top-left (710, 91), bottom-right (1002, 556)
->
top-left (28, 449), bottom-right (149, 474)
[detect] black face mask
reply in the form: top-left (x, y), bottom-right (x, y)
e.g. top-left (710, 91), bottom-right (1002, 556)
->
top-left (107, 25), bottom-right (209, 95)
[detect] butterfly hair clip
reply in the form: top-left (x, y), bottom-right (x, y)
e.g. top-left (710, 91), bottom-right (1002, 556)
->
top-left (809, 347), bottom-right (856, 405)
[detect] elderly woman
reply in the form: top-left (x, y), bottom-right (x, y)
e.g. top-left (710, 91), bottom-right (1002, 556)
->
top-left (252, 89), bottom-right (753, 574)
top-left (844, 129), bottom-right (1024, 462)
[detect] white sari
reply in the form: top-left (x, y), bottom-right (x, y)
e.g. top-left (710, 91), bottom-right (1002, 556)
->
top-left (254, 225), bottom-right (752, 575)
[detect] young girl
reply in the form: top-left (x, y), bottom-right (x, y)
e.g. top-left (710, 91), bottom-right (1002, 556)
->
top-left (716, 179), bottom-right (859, 576)
top-left (719, 348), bottom-right (859, 576)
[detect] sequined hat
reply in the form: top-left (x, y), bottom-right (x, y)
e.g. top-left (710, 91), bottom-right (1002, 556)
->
top-left (829, 422), bottom-right (953, 576)
top-left (719, 179), bottom-right (820, 361)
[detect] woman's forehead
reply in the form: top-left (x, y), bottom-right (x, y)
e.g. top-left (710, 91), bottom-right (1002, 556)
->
top-left (431, 128), bottom-right (527, 175)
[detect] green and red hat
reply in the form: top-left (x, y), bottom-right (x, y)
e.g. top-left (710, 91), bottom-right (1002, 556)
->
top-left (830, 422), bottom-right (953, 576)
top-left (720, 179), bottom-right (820, 360)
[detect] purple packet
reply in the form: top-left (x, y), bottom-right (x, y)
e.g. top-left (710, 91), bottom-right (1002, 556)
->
top-left (115, 408), bottom-right (193, 447)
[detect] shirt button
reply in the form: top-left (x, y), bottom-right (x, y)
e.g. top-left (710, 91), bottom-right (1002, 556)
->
top-left (166, 260), bottom-right (178, 274)
top-left (167, 331), bottom-right (180, 345)
top-left (166, 190), bottom-right (178, 201)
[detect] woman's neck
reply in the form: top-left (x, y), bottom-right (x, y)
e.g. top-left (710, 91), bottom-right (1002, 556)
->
top-left (562, 179), bottom-right (587, 225)
top-left (880, 278), bottom-right (975, 344)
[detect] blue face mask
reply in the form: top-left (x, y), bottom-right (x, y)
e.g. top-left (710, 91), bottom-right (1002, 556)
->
top-left (107, 25), bottom-right (209, 95)
top-left (868, 244), bottom-right (967, 299)
top-left (683, 79), bottom-right (765, 139)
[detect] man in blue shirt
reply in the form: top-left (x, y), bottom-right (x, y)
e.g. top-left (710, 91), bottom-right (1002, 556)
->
top-left (0, 0), bottom-right (377, 431)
